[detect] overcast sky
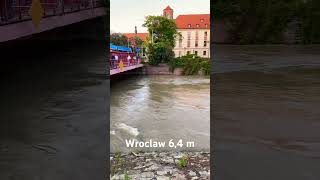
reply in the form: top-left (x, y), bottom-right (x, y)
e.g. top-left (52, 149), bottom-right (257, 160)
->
top-left (110, 0), bottom-right (210, 33)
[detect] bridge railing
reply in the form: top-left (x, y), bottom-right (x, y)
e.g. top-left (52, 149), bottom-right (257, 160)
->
top-left (110, 52), bottom-right (142, 70)
top-left (0, 0), bottom-right (104, 25)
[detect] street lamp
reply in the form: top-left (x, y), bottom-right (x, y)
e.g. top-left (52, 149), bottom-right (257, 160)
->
top-left (151, 19), bottom-right (159, 44)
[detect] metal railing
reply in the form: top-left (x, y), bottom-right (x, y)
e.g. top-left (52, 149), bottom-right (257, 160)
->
top-left (110, 52), bottom-right (142, 70)
top-left (0, 0), bottom-right (104, 25)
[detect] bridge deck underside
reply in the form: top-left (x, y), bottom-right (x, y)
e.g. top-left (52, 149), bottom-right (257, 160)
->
top-left (0, 6), bottom-right (105, 42)
top-left (110, 64), bottom-right (144, 76)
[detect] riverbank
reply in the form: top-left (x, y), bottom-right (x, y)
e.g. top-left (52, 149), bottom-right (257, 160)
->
top-left (143, 64), bottom-right (181, 75)
top-left (143, 64), bottom-right (208, 76)
top-left (110, 151), bottom-right (210, 179)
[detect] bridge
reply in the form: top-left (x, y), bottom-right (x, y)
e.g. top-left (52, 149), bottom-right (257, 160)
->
top-left (110, 43), bottom-right (144, 76)
top-left (0, 0), bottom-right (105, 42)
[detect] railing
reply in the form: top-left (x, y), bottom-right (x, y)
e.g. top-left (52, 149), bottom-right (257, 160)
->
top-left (0, 0), bottom-right (104, 25)
top-left (110, 52), bottom-right (142, 70)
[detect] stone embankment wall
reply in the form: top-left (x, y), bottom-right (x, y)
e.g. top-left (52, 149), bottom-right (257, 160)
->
top-left (111, 151), bottom-right (210, 180)
top-left (143, 64), bottom-right (183, 75)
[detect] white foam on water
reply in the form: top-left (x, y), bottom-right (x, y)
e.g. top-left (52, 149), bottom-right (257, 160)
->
top-left (116, 123), bottom-right (139, 137)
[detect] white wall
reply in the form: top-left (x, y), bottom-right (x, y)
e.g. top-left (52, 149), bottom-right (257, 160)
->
top-left (173, 29), bottom-right (210, 58)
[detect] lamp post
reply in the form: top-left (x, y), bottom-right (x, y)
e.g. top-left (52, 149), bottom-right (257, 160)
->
top-left (151, 29), bottom-right (153, 44)
top-left (151, 19), bottom-right (159, 44)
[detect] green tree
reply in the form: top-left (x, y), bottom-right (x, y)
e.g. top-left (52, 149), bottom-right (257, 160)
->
top-left (143, 16), bottom-right (180, 65)
top-left (212, 0), bottom-right (320, 44)
top-left (129, 36), bottom-right (144, 47)
top-left (300, 0), bottom-right (320, 43)
top-left (129, 36), bottom-right (145, 55)
top-left (110, 33), bottom-right (128, 46)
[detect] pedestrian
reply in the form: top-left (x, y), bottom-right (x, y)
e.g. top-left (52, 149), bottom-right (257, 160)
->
top-left (127, 55), bottom-right (131, 66)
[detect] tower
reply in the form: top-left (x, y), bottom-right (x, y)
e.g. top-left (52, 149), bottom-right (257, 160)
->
top-left (163, 6), bottom-right (173, 19)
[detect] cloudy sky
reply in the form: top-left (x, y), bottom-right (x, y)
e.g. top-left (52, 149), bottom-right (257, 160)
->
top-left (110, 0), bottom-right (210, 33)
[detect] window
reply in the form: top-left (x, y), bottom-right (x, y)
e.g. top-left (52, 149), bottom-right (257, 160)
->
top-left (187, 51), bottom-right (190, 55)
top-left (196, 24), bottom-right (200, 28)
top-left (179, 51), bottom-right (181, 57)
top-left (195, 31), bottom-right (199, 47)
top-left (187, 32), bottom-right (191, 47)
top-left (179, 39), bottom-right (182, 48)
top-left (200, 19), bottom-right (204, 23)
top-left (195, 51), bottom-right (198, 55)
top-left (203, 51), bottom-right (206, 56)
top-left (204, 31), bottom-right (208, 47)
top-left (188, 24), bottom-right (191, 28)
top-left (205, 24), bottom-right (208, 28)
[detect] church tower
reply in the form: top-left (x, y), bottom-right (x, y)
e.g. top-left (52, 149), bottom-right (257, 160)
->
top-left (163, 6), bottom-right (173, 19)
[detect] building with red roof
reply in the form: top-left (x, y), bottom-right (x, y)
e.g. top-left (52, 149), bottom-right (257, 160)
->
top-left (162, 6), bottom-right (210, 58)
top-left (123, 32), bottom-right (148, 41)
top-left (175, 14), bottom-right (210, 29)
top-left (120, 6), bottom-right (210, 58)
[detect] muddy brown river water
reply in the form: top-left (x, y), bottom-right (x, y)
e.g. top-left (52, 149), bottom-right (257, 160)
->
top-left (110, 75), bottom-right (210, 153)
top-left (213, 45), bottom-right (320, 180)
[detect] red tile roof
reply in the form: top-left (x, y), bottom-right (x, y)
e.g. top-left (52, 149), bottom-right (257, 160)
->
top-left (123, 33), bottom-right (148, 41)
top-left (164, 6), bottom-right (173, 10)
top-left (175, 14), bottom-right (210, 29)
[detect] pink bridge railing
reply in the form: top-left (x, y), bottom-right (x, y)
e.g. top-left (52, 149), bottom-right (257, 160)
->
top-left (110, 51), bottom-right (141, 70)
top-left (0, 0), bottom-right (104, 25)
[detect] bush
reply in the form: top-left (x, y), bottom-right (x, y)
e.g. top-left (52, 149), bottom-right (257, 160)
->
top-left (147, 42), bottom-right (175, 65)
top-left (169, 54), bottom-right (210, 75)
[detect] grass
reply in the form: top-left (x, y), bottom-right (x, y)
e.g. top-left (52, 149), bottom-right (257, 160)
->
top-left (111, 152), bottom-right (122, 175)
top-left (124, 171), bottom-right (130, 180)
top-left (177, 156), bottom-right (188, 169)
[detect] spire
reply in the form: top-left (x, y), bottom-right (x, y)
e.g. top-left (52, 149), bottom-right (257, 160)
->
top-left (163, 5), bottom-right (174, 19)
top-left (164, 6), bottom-right (172, 10)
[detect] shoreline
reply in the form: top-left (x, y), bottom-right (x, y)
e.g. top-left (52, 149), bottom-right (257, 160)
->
top-left (110, 151), bottom-right (210, 179)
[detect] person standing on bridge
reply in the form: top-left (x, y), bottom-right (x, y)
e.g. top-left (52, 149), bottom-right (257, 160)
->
top-left (127, 55), bottom-right (131, 66)
top-left (114, 54), bottom-right (119, 68)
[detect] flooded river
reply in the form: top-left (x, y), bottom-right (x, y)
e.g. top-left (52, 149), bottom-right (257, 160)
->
top-left (0, 41), bottom-right (107, 180)
top-left (213, 45), bottom-right (320, 180)
top-left (110, 75), bottom-right (210, 153)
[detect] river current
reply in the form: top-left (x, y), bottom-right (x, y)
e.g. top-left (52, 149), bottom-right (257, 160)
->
top-left (110, 75), bottom-right (210, 153)
top-left (213, 45), bottom-right (320, 180)
top-left (0, 41), bottom-right (107, 180)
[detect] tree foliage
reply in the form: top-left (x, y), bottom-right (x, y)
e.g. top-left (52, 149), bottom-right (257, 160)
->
top-left (143, 16), bottom-right (180, 65)
top-left (169, 54), bottom-right (210, 75)
top-left (129, 36), bottom-right (145, 54)
top-left (213, 0), bottom-right (320, 44)
top-left (129, 36), bottom-right (144, 47)
top-left (110, 33), bottom-right (128, 46)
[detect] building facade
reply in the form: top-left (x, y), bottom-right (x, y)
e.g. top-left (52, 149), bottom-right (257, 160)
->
top-left (163, 6), bottom-right (210, 58)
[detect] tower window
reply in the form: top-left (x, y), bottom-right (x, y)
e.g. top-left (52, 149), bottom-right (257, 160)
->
top-left (188, 24), bottom-right (191, 28)
top-left (196, 24), bottom-right (200, 28)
